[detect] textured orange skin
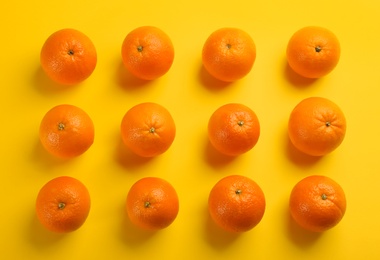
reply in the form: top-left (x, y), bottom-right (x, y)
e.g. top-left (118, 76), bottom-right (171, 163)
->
top-left (36, 176), bottom-right (91, 233)
top-left (286, 26), bottom-right (340, 78)
top-left (289, 175), bottom-right (346, 232)
top-left (126, 177), bottom-right (179, 230)
top-left (202, 27), bottom-right (256, 82)
top-left (288, 97), bottom-right (346, 156)
top-left (120, 102), bottom-right (176, 157)
top-left (208, 175), bottom-right (266, 233)
top-left (40, 28), bottom-right (97, 85)
top-left (39, 104), bottom-right (95, 158)
top-left (208, 103), bottom-right (260, 156)
top-left (121, 26), bottom-right (174, 80)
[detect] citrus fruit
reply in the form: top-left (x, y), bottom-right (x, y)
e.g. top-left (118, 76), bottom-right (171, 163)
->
top-left (40, 28), bottom-right (97, 85)
top-left (289, 175), bottom-right (346, 232)
top-left (208, 103), bottom-right (260, 156)
top-left (202, 27), bottom-right (256, 82)
top-left (36, 176), bottom-right (91, 233)
top-left (286, 26), bottom-right (340, 78)
top-left (121, 26), bottom-right (174, 80)
top-left (39, 104), bottom-right (95, 159)
top-left (126, 177), bottom-right (179, 230)
top-left (288, 97), bottom-right (346, 156)
top-left (120, 102), bottom-right (176, 157)
top-left (208, 175), bottom-right (266, 233)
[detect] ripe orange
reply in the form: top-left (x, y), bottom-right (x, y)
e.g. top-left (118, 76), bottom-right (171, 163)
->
top-left (126, 177), bottom-right (179, 230)
top-left (39, 104), bottom-right (95, 159)
top-left (288, 97), bottom-right (346, 156)
top-left (208, 103), bottom-right (260, 156)
top-left (289, 175), bottom-right (346, 232)
top-left (286, 26), bottom-right (340, 78)
top-left (202, 27), bottom-right (256, 82)
top-left (121, 26), bottom-right (174, 80)
top-left (36, 176), bottom-right (91, 233)
top-left (120, 102), bottom-right (176, 157)
top-left (40, 28), bottom-right (97, 85)
top-left (208, 175), bottom-right (265, 233)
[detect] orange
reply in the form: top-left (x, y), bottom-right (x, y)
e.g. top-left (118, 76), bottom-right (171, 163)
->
top-left (36, 176), bottom-right (91, 233)
top-left (208, 103), bottom-right (260, 156)
top-left (121, 26), bottom-right (174, 80)
top-left (288, 97), bottom-right (346, 156)
top-left (208, 175), bottom-right (266, 233)
top-left (120, 102), bottom-right (176, 157)
top-left (39, 104), bottom-right (95, 159)
top-left (286, 26), bottom-right (340, 78)
top-left (126, 177), bottom-right (179, 231)
top-left (289, 175), bottom-right (346, 232)
top-left (40, 28), bottom-right (97, 85)
top-left (202, 27), bottom-right (256, 82)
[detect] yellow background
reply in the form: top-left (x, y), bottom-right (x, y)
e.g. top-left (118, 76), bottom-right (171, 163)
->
top-left (1, 0), bottom-right (379, 259)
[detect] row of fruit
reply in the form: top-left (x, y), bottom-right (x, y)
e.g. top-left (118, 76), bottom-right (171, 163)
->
top-left (35, 25), bottom-right (347, 235)
top-left (39, 96), bottom-right (346, 160)
top-left (40, 25), bottom-right (340, 86)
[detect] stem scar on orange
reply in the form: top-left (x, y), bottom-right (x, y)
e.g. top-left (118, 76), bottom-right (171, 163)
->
top-left (289, 175), bottom-right (347, 232)
top-left (208, 103), bottom-right (260, 156)
top-left (288, 97), bottom-right (346, 156)
top-left (40, 28), bottom-right (97, 85)
top-left (35, 176), bottom-right (91, 233)
top-left (126, 177), bottom-right (179, 231)
top-left (39, 104), bottom-right (95, 159)
top-left (286, 26), bottom-right (340, 78)
top-left (208, 175), bottom-right (266, 233)
top-left (202, 27), bottom-right (256, 82)
top-left (121, 26), bottom-right (175, 80)
top-left (120, 102), bottom-right (176, 157)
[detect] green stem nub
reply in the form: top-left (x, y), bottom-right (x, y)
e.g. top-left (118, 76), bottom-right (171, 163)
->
top-left (137, 45), bottom-right (143, 52)
top-left (58, 123), bottom-right (65, 130)
top-left (321, 194), bottom-right (327, 200)
top-left (144, 201), bottom-right (151, 208)
top-left (325, 121), bottom-right (331, 127)
top-left (149, 127), bottom-right (155, 133)
top-left (237, 121), bottom-right (244, 126)
top-left (58, 202), bottom-right (66, 210)
top-left (315, 46), bottom-right (322, 52)
top-left (235, 189), bottom-right (242, 195)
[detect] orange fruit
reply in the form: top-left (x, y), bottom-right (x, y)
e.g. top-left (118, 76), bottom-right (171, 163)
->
top-left (39, 104), bottom-right (95, 159)
top-left (288, 97), bottom-right (346, 156)
top-left (286, 26), bottom-right (340, 78)
top-left (289, 175), bottom-right (346, 232)
top-left (202, 27), bottom-right (256, 82)
top-left (208, 175), bottom-right (266, 233)
top-left (121, 26), bottom-right (174, 80)
top-left (40, 28), bottom-right (97, 85)
top-left (208, 103), bottom-right (260, 156)
top-left (120, 102), bottom-right (176, 157)
top-left (126, 177), bottom-right (179, 231)
top-left (36, 176), bottom-right (91, 233)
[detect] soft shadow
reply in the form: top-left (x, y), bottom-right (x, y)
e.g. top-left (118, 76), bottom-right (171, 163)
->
top-left (198, 64), bottom-right (233, 91)
top-left (31, 139), bottom-right (73, 168)
top-left (204, 139), bottom-right (237, 169)
top-left (28, 213), bottom-right (67, 249)
top-left (283, 60), bottom-right (318, 88)
top-left (203, 207), bottom-right (240, 249)
top-left (34, 66), bottom-right (79, 94)
top-left (286, 209), bottom-right (322, 247)
top-left (116, 61), bottom-right (153, 90)
top-left (285, 136), bottom-right (322, 167)
top-left (115, 138), bottom-right (154, 170)
top-left (120, 205), bottom-right (156, 246)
